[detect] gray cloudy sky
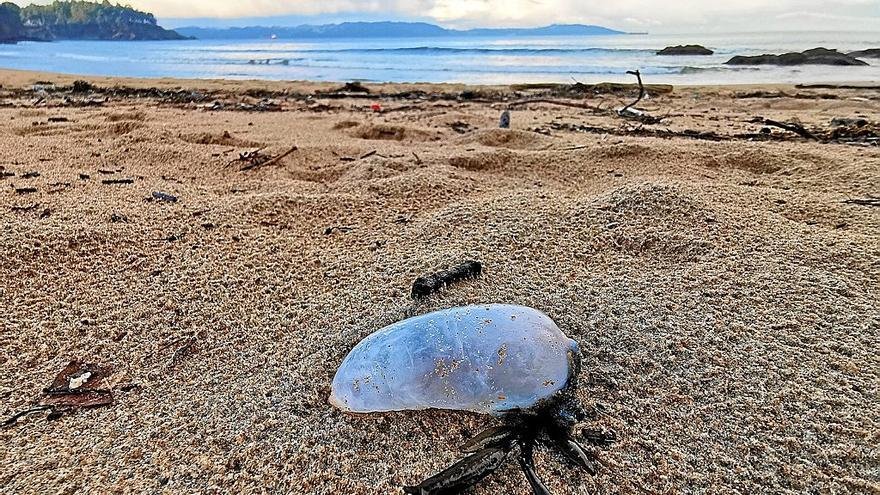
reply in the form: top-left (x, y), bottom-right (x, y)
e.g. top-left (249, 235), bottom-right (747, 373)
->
top-left (13, 0), bottom-right (880, 31)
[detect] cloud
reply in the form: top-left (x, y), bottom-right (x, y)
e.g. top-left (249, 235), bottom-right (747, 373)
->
top-left (12, 0), bottom-right (880, 32)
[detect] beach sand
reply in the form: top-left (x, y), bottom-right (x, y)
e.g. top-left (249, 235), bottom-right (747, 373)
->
top-left (0, 69), bottom-right (878, 494)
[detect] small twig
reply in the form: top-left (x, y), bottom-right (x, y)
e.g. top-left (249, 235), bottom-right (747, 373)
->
top-left (168, 337), bottom-right (198, 368)
top-left (241, 146), bottom-right (298, 171)
top-left (412, 152), bottom-right (422, 165)
top-left (842, 197), bottom-right (880, 207)
top-left (2, 405), bottom-right (53, 427)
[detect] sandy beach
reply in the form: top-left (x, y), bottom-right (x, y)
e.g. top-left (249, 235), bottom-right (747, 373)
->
top-left (0, 68), bottom-right (878, 494)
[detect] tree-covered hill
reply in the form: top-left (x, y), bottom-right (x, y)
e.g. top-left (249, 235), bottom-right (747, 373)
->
top-left (1, 0), bottom-right (188, 42)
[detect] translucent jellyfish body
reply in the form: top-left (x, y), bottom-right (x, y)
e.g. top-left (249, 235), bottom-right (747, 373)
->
top-left (330, 304), bottom-right (579, 415)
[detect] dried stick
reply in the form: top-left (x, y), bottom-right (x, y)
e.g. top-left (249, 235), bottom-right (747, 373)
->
top-left (620, 70), bottom-right (645, 114)
top-left (759, 119), bottom-right (819, 141)
top-left (241, 146), bottom-right (298, 171)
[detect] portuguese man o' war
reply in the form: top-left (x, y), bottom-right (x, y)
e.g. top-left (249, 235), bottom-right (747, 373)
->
top-left (330, 304), bottom-right (616, 495)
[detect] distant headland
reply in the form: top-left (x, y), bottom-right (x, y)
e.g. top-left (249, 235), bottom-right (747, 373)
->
top-left (173, 22), bottom-right (626, 40)
top-left (0, 1), bottom-right (188, 43)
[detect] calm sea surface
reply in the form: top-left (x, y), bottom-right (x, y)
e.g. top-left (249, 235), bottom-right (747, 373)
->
top-left (1, 31), bottom-right (878, 84)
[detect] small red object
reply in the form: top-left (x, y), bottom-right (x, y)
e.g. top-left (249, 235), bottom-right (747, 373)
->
top-left (371, 103), bottom-right (382, 112)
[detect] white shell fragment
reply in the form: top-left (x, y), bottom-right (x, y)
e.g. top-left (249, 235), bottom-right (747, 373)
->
top-left (330, 304), bottom-right (579, 415)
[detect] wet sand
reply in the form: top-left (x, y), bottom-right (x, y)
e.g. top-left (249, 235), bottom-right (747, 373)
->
top-left (0, 69), bottom-right (878, 494)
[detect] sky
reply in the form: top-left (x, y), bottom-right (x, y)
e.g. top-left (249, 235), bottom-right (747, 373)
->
top-left (13, 0), bottom-right (880, 32)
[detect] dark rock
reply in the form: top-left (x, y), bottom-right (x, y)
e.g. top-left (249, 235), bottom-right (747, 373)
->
top-left (847, 48), bottom-right (880, 59)
top-left (657, 45), bottom-right (713, 56)
top-left (726, 48), bottom-right (868, 66)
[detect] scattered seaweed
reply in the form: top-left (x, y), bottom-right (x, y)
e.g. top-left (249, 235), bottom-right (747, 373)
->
top-left (411, 261), bottom-right (483, 300)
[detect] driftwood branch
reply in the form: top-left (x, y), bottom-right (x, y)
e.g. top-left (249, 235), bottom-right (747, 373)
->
top-left (620, 70), bottom-right (646, 114)
top-left (757, 118), bottom-right (819, 141)
top-left (616, 70), bottom-right (662, 124)
top-left (254, 146), bottom-right (298, 170)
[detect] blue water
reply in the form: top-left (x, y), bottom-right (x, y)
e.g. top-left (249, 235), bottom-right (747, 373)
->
top-left (1, 31), bottom-right (878, 84)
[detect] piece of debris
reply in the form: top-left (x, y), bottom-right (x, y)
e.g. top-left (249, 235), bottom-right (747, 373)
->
top-left (21, 171), bottom-right (40, 179)
top-left (151, 191), bottom-right (178, 203)
top-left (79, 173), bottom-right (90, 180)
top-left (110, 213), bottom-right (128, 223)
top-left (842, 197), bottom-right (880, 207)
top-left (11, 203), bottom-right (39, 213)
top-left (616, 70), bottom-right (662, 124)
top-left (449, 121), bottom-right (473, 134)
top-left (332, 81), bottom-right (371, 94)
top-left (3, 405), bottom-right (55, 427)
top-left (71, 80), bottom-right (96, 93)
top-left (48, 117), bottom-right (69, 123)
top-left (102, 178), bottom-right (135, 185)
top-left (324, 226), bottom-right (355, 235)
top-left (235, 146), bottom-right (298, 172)
top-left (3, 360), bottom-right (115, 427)
top-left (750, 117), bottom-right (818, 141)
top-left (831, 117), bottom-right (868, 127)
top-left (500, 110), bottom-right (511, 129)
top-left (14, 187), bottom-right (37, 194)
top-left (162, 330), bottom-right (206, 368)
top-left (411, 260), bottom-right (483, 300)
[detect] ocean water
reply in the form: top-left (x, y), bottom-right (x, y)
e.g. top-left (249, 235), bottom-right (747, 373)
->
top-left (0, 31), bottom-right (878, 85)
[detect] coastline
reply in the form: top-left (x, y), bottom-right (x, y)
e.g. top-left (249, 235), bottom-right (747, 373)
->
top-left (4, 66), bottom-right (879, 93)
top-left (1, 67), bottom-right (878, 494)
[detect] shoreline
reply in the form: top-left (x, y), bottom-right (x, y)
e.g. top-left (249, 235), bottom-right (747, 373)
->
top-left (4, 67), bottom-right (880, 93)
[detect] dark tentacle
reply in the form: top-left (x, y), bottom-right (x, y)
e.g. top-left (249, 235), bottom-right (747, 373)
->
top-left (403, 445), bottom-right (513, 495)
top-left (459, 425), bottom-right (516, 453)
top-left (517, 438), bottom-right (553, 495)
top-left (549, 433), bottom-right (599, 475)
top-left (580, 428), bottom-right (617, 448)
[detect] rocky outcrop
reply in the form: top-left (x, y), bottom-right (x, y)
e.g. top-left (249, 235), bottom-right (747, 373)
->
top-left (657, 45), bottom-right (713, 56)
top-left (726, 48), bottom-right (868, 66)
top-left (0, 2), bottom-right (24, 43)
top-left (23, 22), bottom-right (188, 41)
top-left (0, 1), bottom-right (188, 43)
top-left (847, 49), bottom-right (880, 59)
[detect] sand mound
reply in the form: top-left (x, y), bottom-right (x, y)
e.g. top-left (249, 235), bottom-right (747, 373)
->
top-left (460, 129), bottom-right (549, 149)
top-left (349, 124), bottom-right (434, 142)
top-left (448, 150), bottom-right (518, 172)
top-left (588, 182), bottom-right (717, 261)
top-left (180, 130), bottom-right (260, 147)
top-left (332, 120), bottom-right (361, 130)
top-left (108, 121), bottom-right (143, 136)
top-left (103, 110), bottom-right (147, 122)
top-left (703, 148), bottom-right (789, 174)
